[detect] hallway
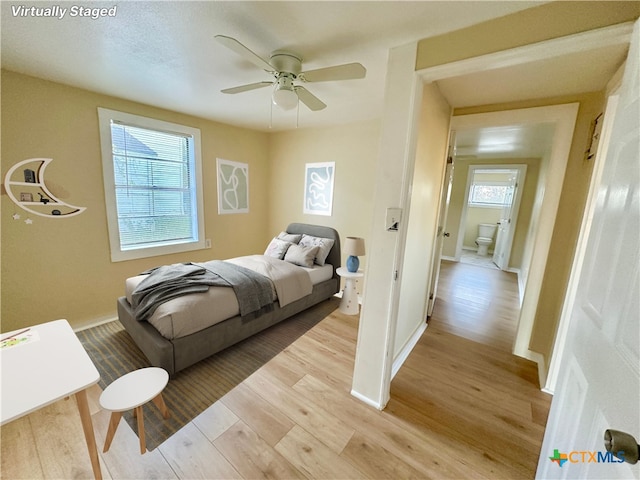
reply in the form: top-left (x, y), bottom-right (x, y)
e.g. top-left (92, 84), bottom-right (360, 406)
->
top-left (389, 258), bottom-right (550, 477)
top-left (430, 259), bottom-right (520, 351)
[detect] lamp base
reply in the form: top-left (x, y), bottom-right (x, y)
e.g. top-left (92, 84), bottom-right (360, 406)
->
top-left (346, 255), bottom-right (359, 273)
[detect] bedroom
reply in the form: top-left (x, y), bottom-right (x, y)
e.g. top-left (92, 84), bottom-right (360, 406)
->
top-left (2, 1), bottom-right (639, 478)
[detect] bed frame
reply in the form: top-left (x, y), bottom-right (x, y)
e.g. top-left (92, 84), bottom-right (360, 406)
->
top-left (117, 223), bottom-right (341, 376)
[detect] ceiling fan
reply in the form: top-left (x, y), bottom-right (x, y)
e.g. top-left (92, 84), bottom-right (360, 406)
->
top-left (215, 35), bottom-right (366, 112)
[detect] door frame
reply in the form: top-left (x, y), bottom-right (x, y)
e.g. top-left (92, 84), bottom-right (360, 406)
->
top-left (454, 163), bottom-right (527, 270)
top-left (446, 106), bottom-right (578, 373)
top-left (544, 89), bottom-right (622, 394)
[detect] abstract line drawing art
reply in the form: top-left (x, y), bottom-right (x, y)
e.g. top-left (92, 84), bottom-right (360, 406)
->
top-left (303, 162), bottom-right (335, 216)
top-left (217, 158), bottom-right (249, 214)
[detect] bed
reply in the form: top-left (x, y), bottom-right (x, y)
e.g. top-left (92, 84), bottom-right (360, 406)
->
top-left (117, 223), bottom-right (341, 376)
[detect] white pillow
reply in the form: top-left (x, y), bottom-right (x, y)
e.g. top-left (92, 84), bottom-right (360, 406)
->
top-left (264, 238), bottom-right (291, 259)
top-left (277, 231), bottom-right (303, 244)
top-left (299, 234), bottom-right (335, 266)
top-left (284, 244), bottom-right (319, 268)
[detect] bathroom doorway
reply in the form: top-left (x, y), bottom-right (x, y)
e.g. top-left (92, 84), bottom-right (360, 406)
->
top-left (457, 165), bottom-right (526, 271)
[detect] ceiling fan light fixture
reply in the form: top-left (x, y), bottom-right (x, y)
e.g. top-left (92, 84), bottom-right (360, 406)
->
top-left (272, 75), bottom-right (298, 111)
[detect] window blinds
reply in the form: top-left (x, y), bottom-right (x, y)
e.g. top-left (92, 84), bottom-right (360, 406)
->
top-left (110, 122), bottom-right (196, 249)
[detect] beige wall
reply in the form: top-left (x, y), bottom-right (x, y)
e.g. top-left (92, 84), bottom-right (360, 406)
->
top-left (267, 120), bottom-right (379, 294)
top-left (1, 70), bottom-right (380, 332)
top-left (1, 70), bottom-right (270, 331)
top-left (416, 1), bottom-right (640, 70)
top-left (395, 82), bottom-right (451, 356)
top-left (443, 157), bottom-right (541, 268)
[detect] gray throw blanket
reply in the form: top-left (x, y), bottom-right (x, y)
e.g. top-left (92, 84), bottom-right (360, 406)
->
top-left (131, 260), bottom-right (273, 322)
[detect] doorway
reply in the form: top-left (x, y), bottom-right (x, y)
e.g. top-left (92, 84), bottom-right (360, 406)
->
top-left (455, 164), bottom-right (527, 271)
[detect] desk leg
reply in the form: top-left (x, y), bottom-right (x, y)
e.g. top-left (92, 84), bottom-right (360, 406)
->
top-left (75, 389), bottom-right (103, 480)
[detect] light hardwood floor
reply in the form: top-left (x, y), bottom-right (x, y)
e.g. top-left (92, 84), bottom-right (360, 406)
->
top-left (1, 261), bottom-right (550, 479)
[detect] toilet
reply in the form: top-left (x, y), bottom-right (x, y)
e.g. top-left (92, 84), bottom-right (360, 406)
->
top-left (476, 223), bottom-right (497, 256)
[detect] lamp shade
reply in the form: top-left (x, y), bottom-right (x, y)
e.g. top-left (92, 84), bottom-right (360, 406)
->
top-left (272, 75), bottom-right (298, 110)
top-left (272, 88), bottom-right (298, 110)
top-left (344, 237), bottom-right (366, 257)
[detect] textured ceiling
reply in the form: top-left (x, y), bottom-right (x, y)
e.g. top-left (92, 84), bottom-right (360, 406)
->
top-left (2, 1), bottom-right (541, 132)
top-left (1, 1), bottom-right (631, 158)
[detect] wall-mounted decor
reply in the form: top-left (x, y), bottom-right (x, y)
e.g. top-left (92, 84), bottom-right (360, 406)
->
top-left (4, 158), bottom-right (87, 218)
top-left (216, 158), bottom-right (249, 214)
top-left (303, 162), bottom-right (335, 216)
top-left (585, 113), bottom-right (603, 161)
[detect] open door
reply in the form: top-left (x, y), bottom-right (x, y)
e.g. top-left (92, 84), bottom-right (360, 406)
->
top-left (537, 19), bottom-right (639, 479)
top-left (492, 166), bottom-right (526, 270)
top-left (426, 146), bottom-right (454, 317)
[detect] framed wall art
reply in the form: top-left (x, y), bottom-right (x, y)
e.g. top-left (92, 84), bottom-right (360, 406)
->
top-left (216, 158), bottom-right (249, 214)
top-left (303, 162), bottom-right (335, 216)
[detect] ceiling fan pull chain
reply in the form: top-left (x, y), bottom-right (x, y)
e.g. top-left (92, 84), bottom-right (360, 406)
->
top-left (269, 97), bottom-right (273, 129)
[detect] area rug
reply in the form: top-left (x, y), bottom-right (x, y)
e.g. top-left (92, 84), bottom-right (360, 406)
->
top-left (77, 297), bottom-right (339, 450)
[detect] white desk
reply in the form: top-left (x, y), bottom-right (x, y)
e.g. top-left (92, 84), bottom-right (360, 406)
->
top-left (336, 267), bottom-right (364, 315)
top-left (1, 319), bottom-right (102, 479)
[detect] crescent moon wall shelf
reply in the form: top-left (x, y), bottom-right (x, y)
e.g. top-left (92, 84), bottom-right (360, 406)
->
top-left (4, 158), bottom-right (87, 218)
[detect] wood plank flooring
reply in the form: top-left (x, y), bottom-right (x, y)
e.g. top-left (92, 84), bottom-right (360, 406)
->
top-left (432, 260), bottom-right (521, 351)
top-left (1, 261), bottom-right (550, 479)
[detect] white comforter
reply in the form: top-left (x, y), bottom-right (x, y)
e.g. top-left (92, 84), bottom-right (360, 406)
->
top-left (125, 255), bottom-right (314, 340)
top-left (227, 255), bottom-right (312, 308)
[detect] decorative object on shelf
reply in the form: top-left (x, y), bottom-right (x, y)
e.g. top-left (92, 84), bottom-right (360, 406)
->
top-left (303, 162), bottom-right (335, 216)
top-left (344, 236), bottom-right (365, 273)
top-left (4, 158), bottom-right (87, 218)
top-left (23, 169), bottom-right (36, 183)
top-left (216, 158), bottom-right (249, 214)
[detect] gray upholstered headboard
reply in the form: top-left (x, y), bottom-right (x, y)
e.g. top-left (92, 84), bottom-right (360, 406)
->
top-left (286, 223), bottom-right (341, 278)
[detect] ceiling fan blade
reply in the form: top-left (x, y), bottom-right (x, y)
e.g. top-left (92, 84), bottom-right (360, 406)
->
top-left (295, 86), bottom-right (327, 111)
top-left (300, 62), bottom-right (366, 82)
top-left (221, 81), bottom-right (273, 94)
top-left (215, 35), bottom-right (274, 72)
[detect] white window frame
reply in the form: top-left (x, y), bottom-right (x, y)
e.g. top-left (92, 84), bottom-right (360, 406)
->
top-left (98, 108), bottom-right (205, 262)
top-left (468, 181), bottom-right (512, 208)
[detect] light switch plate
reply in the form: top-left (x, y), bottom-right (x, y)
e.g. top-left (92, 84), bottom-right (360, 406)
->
top-left (386, 208), bottom-right (402, 231)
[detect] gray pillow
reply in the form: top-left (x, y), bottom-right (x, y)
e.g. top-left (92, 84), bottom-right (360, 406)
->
top-left (277, 231), bottom-right (303, 244)
top-left (264, 237), bottom-right (291, 259)
top-left (284, 244), bottom-right (319, 268)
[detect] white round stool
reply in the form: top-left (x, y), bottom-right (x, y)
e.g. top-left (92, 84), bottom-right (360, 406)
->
top-left (99, 367), bottom-right (170, 454)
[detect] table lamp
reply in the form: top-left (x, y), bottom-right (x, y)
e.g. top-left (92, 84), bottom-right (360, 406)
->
top-left (344, 237), bottom-right (366, 272)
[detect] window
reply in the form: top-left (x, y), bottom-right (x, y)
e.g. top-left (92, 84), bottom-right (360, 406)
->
top-left (468, 183), bottom-right (511, 207)
top-left (98, 108), bottom-right (204, 262)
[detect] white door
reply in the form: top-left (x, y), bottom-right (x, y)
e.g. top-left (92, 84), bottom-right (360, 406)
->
top-left (492, 169), bottom-right (519, 270)
top-left (427, 156), bottom-right (454, 317)
top-left (536, 20), bottom-right (639, 480)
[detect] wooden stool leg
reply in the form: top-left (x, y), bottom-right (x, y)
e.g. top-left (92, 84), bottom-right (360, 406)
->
top-left (152, 393), bottom-right (171, 419)
top-left (135, 406), bottom-right (146, 454)
top-left (103, 411), bottom-right (122, 453)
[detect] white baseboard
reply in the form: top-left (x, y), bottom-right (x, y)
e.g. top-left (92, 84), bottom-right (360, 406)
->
top-left (517, 270), bottom-right (526, 306)
top-left (350, 388), bottom-right (386, 410)
top-left (517, 349), bottom-right (548, 393)
top-left (73, 315), bottom-right (118, 332)
top-left (441, 255), bottom-right (456, 262)
top-left (391, 322), bottom-right (428, 379)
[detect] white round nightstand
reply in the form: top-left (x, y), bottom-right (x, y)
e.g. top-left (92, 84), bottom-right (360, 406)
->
top-left (336, 267), bottom-right (364, 315)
